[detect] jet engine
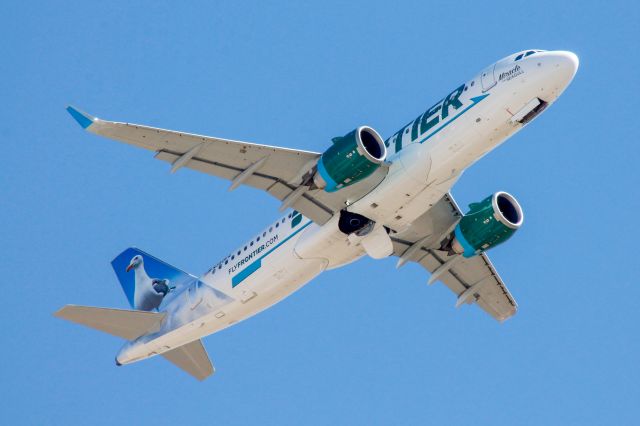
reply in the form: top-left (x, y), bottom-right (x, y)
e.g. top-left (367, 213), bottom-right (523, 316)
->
top-left (313, 126), bottom-right (387, 192)
top-left (444, 191), bottom-right (523, 258)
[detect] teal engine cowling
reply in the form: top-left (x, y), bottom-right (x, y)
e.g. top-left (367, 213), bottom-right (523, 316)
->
top-left (448, 192), bottom-right (524, 258)
top-left (313, 126), bottom-right (387, 192)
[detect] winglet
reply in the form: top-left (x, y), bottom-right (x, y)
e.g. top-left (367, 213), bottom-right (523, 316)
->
top-left (66, 105), bottom-right (95, 129)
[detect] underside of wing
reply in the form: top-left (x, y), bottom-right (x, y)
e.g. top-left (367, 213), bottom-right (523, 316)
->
top-left (391, 193), bottom-right (517, 322)
top-left (67, 107), bottom-right (387, 225)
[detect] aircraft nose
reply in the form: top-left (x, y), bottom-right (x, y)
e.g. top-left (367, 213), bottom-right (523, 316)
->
top-left (531, 50), bottom-right (579, 97)
top-left (553, 50), bottom-right (579, 79)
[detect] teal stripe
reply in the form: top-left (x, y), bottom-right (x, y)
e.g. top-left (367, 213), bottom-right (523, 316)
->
top-left (418, 94), bottom-right (488, 144)
top-left (262, 220), bottom-right (312, 259)
top-left (454, 224), bottom-right (476, 258)
top-left (316, 157), bottom-right (339, 192)
top-left (231, 220), bottom-right (313, 287)
top-left (232, 259), bottom-right (262, 287)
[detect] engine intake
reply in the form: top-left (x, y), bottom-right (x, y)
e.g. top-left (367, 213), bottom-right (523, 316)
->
top-left (447, 191), bottom-right (523, 258)
top-left (314, 126), bottom-right (386, 192)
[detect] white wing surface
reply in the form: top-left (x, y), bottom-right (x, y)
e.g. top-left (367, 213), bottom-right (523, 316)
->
top-left (67, 106), bottom-right (387, 225)
top-left (391, 193), bottom-right (517, 322)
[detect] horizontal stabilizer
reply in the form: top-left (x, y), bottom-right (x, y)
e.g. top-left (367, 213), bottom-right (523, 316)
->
top-left (54, 305), bottom-right (165, 340)
top-left (162, 339), bottom-right (214, 381)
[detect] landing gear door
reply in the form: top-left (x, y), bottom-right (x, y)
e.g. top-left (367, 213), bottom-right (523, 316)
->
top-left (481, 64), bottom-right (497, 92)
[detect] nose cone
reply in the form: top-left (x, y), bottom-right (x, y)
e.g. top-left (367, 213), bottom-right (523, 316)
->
top-left (528, 50), bottom-right (579, 98)
top-left (553, 50), bottom-right (579, 80)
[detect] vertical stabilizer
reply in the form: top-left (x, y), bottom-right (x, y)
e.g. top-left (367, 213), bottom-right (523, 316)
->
top-left (111, 248), bottom-right (197, 311)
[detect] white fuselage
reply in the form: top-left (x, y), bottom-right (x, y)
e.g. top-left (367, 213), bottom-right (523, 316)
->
top-left (117, 50), bottom-right (578, 365)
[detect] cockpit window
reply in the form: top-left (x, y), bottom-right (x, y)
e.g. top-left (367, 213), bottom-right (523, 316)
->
top-left (515, 50), bottom-right (544, 62)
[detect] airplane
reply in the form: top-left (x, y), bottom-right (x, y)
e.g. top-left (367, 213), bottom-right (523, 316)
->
top-left (55, 49), bottom-right (579, 380)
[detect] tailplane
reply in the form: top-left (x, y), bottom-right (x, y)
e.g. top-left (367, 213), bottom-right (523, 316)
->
top-left (53, 305), bottom-right (165, 340)
top-left (55, 306), bottom-right (214, 380)
top-left (162, 340), bottom-right (214, 381)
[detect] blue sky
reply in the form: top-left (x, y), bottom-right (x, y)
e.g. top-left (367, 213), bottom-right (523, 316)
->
top-left (2, 1), bottom-right (638, 424)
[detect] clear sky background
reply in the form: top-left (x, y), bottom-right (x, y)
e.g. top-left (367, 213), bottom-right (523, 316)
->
top-left (2, 1), bottom-right (638, 424)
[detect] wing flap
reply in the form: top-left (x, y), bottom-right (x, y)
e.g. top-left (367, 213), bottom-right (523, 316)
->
top-left (162, 339), bottom-right (214, 381)
top-left (53, 305), bottom-right (165, 340)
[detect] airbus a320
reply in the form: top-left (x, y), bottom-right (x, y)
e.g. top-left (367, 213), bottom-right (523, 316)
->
top-left (56, 50), bottom-right (579, 380)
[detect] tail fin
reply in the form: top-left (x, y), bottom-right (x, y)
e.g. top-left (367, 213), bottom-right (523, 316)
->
top-left (54, 305), bottom-right (165, 340)
top-left (163, 340), bottom-right (215, 381)
top-left (111, 247), bottom-right (196, 311)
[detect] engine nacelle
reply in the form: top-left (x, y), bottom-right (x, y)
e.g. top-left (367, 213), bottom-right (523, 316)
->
top-left (448, 191), bottom-right (523, 258)
top-left (313, 126), bottom-right (387, 192)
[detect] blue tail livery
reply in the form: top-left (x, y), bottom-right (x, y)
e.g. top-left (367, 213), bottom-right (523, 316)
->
top-left (111, 248), bottom-right (196, 311)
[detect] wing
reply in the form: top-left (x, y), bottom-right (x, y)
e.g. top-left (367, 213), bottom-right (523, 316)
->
top-left (162, 339), bottom-right (214, 381)
top-left (391, 193), bottom-right (517, 322)
top-left (66, 106), bottom-right (387, 225)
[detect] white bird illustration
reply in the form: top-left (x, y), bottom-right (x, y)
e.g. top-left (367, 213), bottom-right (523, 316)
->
top-left (126, 255), bottom-right (172, 311)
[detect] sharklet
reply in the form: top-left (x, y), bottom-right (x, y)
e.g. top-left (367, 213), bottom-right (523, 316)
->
top-left (66, 105), bottom-right (96, 129)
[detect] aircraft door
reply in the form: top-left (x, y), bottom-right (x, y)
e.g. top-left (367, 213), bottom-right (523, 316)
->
top-left (481, 64), bottom-right (497, 92)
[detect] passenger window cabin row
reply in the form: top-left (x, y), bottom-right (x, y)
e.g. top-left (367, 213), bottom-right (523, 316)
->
top-left (209, 211), bottom-right (300, 275)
